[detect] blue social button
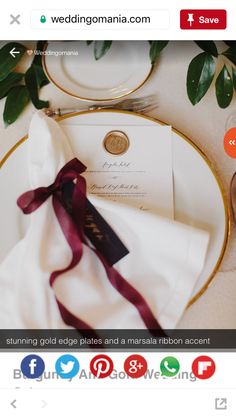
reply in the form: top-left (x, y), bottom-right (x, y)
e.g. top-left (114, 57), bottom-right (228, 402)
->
top-left (55, 354), bottom-right (80, 379)
top-left (20, 354), bottom-right (45, 379)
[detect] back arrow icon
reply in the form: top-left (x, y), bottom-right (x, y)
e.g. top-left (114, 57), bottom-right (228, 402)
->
top-left (10, 399), bottom-right (17, 409)
top-left (10, 47), bottom-right (20, 58)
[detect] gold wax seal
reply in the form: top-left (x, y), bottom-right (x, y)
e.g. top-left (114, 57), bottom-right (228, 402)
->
top-left (103, 131), bottom-right (130, 155)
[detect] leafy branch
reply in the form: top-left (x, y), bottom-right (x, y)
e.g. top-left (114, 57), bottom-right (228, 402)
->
top-left (1, 40), bottom-right (235, 127)
top-left (89, 41), bottom-right (236, 108)
top-left (0, 40), bottom-right (169, 126)
top-left (0, 41), bottom-right (49, 126)
top-left (187, 41), bottom-right (236, 108)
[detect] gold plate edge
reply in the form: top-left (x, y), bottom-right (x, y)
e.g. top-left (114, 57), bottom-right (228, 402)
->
top-left (0, 109), bottom-right (230, 311)
top-left (42, 42), bottom-right (155, 102)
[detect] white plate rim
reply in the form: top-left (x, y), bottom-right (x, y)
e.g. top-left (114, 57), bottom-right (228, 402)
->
top-left (42, 42), bottom-right (154, 102)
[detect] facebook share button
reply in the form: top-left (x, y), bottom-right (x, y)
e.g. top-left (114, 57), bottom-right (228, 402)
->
top-left (20, 354), bottom-right (45, 379)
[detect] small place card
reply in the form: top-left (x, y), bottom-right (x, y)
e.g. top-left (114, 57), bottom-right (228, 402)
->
top-left (62, 124), bottom-right (173, 218)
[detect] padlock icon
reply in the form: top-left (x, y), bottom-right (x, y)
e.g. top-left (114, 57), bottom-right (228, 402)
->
top-left (40, 15), bottom-right (46, 23)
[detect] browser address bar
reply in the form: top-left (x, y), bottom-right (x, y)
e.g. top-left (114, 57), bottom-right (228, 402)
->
top-left (31, 9), bottom-right (169, 30)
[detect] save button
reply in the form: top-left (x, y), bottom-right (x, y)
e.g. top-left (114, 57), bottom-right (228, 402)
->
top-left (180, 9), bottom-right (227, 30)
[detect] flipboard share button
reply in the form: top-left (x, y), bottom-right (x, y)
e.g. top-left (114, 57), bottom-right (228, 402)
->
top-left (180, 10), bottom-right (227, 30)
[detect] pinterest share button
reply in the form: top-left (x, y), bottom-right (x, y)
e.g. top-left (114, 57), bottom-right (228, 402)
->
top-left (180, 10), bottom-right (227, 30)
top-left (90, 355), bottom-right (114, 378)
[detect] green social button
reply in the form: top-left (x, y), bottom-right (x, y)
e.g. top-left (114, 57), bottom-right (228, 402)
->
top-left (160, 356), bottom-right (180, 377)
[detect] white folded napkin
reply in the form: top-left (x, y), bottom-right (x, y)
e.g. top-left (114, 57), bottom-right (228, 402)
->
top-left (0, 111), bottom-right (210, 330)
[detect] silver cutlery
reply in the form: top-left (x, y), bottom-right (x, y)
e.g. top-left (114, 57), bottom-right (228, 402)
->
top-left (43, 95), bottom-right (158, 117)
top-left (230, 172), bottom-right (236, 223)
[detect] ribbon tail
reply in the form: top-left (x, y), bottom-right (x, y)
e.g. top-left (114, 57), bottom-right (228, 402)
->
top-left (50, 195), bottom-right (101, 342)
top-left (91, 248), bottom-right (165, 337)
top-left (56, 298), bottom-right (103, 346)
top-left (49, 195), bottom-right (84, 287)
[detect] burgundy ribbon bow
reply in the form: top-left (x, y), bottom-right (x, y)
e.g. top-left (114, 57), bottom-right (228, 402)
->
top-left (17, 158), bottom-right (163, 336)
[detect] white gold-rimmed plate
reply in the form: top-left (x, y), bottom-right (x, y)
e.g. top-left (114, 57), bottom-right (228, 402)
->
top-left (0, 110), bottom-right (229, 305)
top-left (43, 41), bottom-right (153, 101)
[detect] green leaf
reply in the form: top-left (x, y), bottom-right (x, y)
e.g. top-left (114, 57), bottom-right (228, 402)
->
top-left (3, 85), bottom-right (30, 126)
top-left (0, 42), bottom-right (26, 81)
top-left (34, 64), bottom-right (49, 88)
top-left (224, 41), bottom-right (236, 48)
top-left (25, 65), bottom-right (49, 109)
top-left (232, 67), bottom-right (236, 91)
top-left (195, 41), bottom-right (218, 57)
top-left (0, 72), bottom-right (24, 99)
top-left (187, 52), bottom-right (216, 105)
top-left (149, 41), bottom-right (169, 64)
top-left (222, 47), bottom-right (236, 66)
top-left (32, 41), bottom-right (48, 66)
top-left (94, 41), bottom-right (112, 60)
top-left (215, 65), bottom-right (233, 108)
top-left (30, 42), bottom-right (50, 88)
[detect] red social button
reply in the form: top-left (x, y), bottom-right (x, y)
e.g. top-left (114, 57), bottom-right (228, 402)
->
top-left (90, 354), bottom-right (114, 378)
top-left (124, 354), bottom-right (148, 378)
top-left (180, 10), bottom-right (227, 30)
top-left (192, 356), bottom-right (216, 379)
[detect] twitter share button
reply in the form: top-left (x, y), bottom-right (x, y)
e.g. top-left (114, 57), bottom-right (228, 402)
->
top-left (55, 355), bottom-right (80, 379)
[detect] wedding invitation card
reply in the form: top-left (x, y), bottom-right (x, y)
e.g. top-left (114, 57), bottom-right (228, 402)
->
top-left (61, 124), bottom-right (173, 218)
